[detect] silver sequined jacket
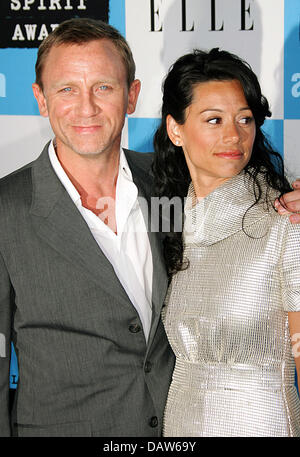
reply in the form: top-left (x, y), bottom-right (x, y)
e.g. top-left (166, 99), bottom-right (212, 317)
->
top-left (163, 171), bottom-right (300, 437)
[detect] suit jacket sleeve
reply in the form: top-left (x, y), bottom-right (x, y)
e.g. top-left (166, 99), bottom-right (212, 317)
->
top-left (0, 250), bottom-right (12, 436)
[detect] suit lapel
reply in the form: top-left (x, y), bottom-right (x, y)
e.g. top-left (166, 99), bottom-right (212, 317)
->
top-left (29, 144), bottom-right (132, 306)
top-left (124, 150), bottom-right (169, 347)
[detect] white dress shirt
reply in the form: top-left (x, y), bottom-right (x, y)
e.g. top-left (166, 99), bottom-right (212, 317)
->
top-left (48, 141), bottom-right (153, 340)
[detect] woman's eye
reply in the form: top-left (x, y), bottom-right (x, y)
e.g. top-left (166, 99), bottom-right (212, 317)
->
top-left (207, 117), bottom-right (221, 124)
top-left (239, 116), bottom-right (253, 124)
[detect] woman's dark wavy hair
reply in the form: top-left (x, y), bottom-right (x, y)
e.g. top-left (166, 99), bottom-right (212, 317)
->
top-left (152, 48), bottom-right (291, 278)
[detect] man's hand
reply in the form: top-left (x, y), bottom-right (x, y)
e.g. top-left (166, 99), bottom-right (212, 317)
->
top-left (275, 179), bottom-right (300, 224)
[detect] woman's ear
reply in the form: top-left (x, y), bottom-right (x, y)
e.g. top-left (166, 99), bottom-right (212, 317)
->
top-left (166, 114), bottom-right (182, 147)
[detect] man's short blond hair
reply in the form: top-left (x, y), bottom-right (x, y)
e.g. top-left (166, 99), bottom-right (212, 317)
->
top-left (35, 17), bottom-right (136, 89)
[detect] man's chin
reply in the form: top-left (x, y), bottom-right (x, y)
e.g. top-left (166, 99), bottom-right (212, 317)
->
top-left (56, 137), bottom-right (116, 158)
top-left (68, 144), bottom-right (107, 157)
top-left (74, 149), bottom-right (104, 157)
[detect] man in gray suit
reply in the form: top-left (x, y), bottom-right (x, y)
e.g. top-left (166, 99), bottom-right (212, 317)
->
top-left (0, 18), bottom-right (174, 437)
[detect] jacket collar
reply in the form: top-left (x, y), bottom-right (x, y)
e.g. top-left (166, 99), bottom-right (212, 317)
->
top-left (124, 149), bottom-right (169, 347)
top-left (184, 171), bottom-right (277, 246)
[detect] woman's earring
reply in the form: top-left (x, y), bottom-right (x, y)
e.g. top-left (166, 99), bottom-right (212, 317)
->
top-left (176, 140), bottom-right (180, 146)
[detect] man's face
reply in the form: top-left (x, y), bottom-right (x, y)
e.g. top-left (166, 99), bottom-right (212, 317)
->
top-left (32, 39), bottom-right (140, 159)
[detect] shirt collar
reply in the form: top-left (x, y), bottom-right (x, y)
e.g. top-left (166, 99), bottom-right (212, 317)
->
top-left (119, 146), bottom-right (133, 180)
top-left (48, 139), bottom-right (132, 206)
top-left (48, 140), bottom-right (81, 205)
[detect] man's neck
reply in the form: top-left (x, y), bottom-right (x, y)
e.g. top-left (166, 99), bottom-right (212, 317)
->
top-left (55, 143), bottom-right (120, 197)
top-left (55, 143), bottom-right (120, 232)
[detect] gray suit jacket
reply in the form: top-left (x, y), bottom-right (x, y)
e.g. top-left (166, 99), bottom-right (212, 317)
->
top-left (0, 143), bottom-right (174, 437)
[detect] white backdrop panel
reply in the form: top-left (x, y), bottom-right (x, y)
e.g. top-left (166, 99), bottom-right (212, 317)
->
top-left (126, 0), bottom-right (284, 119)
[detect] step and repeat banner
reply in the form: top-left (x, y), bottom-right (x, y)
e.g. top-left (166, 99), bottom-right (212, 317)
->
top-left (1, 0), bottom-right (300, 387)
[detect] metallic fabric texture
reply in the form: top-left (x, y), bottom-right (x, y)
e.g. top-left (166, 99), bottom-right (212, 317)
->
top-left (163, 171), bottom-right (300, 437)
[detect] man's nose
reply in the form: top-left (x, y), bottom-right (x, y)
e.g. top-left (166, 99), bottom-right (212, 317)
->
top-left (77, 91), bottom-right (99, 117)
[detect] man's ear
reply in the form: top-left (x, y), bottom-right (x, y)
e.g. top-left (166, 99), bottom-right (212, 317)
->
top-left (32, 83), bottom-right (49, 117)
top-left (166, 114), bottom-right (182, 147)
top-left (127, 79), bottom-right (141, 115)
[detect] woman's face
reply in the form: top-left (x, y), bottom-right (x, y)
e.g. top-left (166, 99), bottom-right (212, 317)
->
top-left (167, 79), bottom-right (256, 195)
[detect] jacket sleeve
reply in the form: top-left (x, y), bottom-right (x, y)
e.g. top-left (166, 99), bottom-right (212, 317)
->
top-left (0, 250), bottom-right (12, 436)
top-left (280, 220), bottom-right (300, 312)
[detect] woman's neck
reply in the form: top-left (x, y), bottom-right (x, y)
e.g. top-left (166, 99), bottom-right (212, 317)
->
top-left (191, 175), bottom-right (232, 198)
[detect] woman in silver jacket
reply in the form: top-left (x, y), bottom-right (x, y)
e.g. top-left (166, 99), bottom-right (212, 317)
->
top-left (153, 48), bottom-right (300, 437)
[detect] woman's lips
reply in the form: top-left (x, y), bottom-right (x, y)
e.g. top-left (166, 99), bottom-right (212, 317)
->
top-left (214, 151), bottom-right (243, 159)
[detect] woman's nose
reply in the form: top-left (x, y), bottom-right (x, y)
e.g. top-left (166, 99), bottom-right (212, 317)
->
top-left (223, 122), bottom-right (240, 143)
